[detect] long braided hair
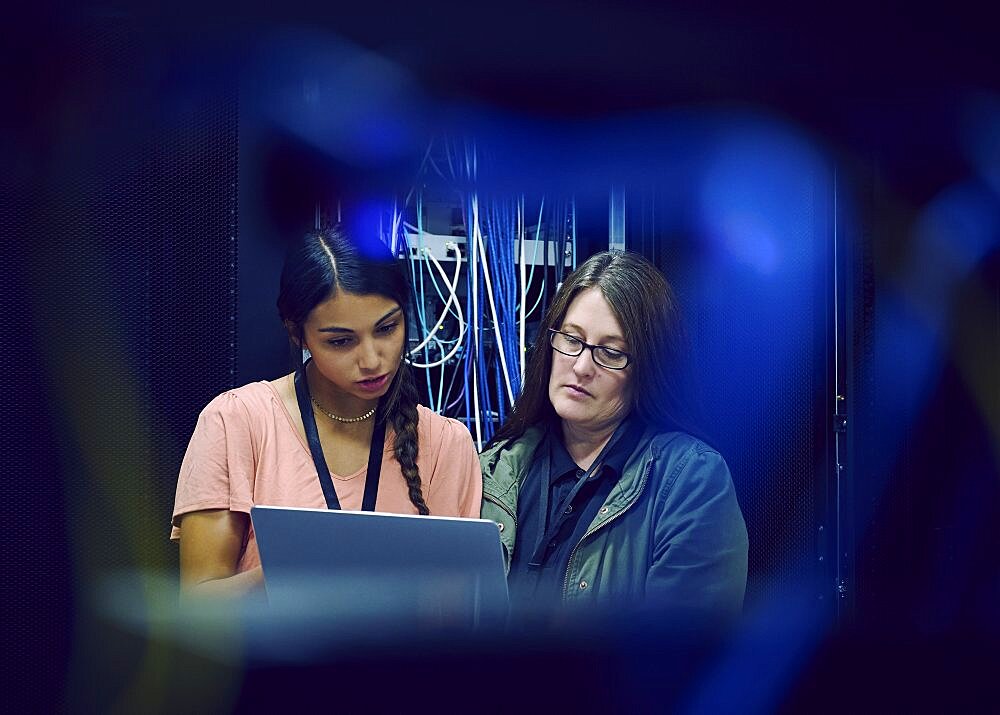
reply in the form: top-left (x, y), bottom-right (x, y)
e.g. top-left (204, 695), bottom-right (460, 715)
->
top-left (276, 225), bottom-right (429, 515)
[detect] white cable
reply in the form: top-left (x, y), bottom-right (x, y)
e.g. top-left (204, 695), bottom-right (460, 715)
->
top-left (474, 196), bottom-right (516, 407)
top-left (525, 280), bottom-right (546, 319)
top-left (436, 336), bottom-right (447, 413)
top-left (469, 192), bottom-right (482, 451)
top-left (409, 244), bottom-right (462, 355)
top-left (408, 247), bottom-right (466, 368)
top-left (406, 333), bottom-right (451, 409)
top-left (518, 196), bottom-right (526, 380)
top-left (408, 340), bottom-right (466, 369)
top-left (409, 197), bottom-right (434, 350)
top-left (513, 198), bottom-right (546, 314)
top-left (471, 360), bottom-right (482, 451)
top-left (401, 225), bottom-right (465, 324)
top-left (390, 200), bottom-right (402, 255)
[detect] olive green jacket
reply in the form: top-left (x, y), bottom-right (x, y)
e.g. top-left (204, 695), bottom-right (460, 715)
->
top-left (480, 425), bottom-right (749, 619)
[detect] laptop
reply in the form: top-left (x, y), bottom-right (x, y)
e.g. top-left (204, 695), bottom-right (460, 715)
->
top-left (251, 505), bottom-right (509, 628)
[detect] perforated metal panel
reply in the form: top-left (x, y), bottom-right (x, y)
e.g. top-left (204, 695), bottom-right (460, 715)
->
top-left (631, 178), bottom-right (834, 612)
top-left (5, 14), bottom-right (239, 708)
top-left (52, 20), bottom-right (239, 574)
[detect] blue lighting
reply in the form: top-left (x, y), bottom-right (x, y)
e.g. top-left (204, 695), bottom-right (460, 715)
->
top-left (697, 122), bottom-right (826, 277)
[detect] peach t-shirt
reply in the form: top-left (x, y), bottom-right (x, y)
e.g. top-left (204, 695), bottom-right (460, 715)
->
top-left (170, 381), bottom-right (483, 573)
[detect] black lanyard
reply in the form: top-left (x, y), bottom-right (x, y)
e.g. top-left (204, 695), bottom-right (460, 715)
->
top-left (527, 423), bottom-right (629, 568)
top-left (294, 362), bottom-right (385, 511)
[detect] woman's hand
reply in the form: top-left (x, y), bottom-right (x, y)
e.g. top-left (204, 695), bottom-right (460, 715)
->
top-left (178, 509), bottom-right (263, 598)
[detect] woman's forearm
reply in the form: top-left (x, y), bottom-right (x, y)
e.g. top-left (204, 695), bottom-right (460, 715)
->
top-left (181, 565), bottom-right (264, 599)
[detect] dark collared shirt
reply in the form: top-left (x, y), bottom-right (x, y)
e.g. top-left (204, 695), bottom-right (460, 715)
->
top-left (508, 416), bottom-right (645, 605)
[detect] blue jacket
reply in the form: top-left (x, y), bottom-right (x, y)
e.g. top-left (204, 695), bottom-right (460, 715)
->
top-left (480, 425), bottom-right (749, 621)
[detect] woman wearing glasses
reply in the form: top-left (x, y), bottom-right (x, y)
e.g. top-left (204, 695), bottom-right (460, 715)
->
top-left (480, 250), bottom-right (748, 622)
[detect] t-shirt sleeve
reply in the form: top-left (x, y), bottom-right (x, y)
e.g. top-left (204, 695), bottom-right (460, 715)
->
top-left (170, 391), bottom-right (257, 540)
top-left (426, 416), bottom-right (484, 519)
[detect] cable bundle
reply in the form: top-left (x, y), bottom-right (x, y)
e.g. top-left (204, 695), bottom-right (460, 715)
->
top-left (385, 139), bottom-right (577, 449)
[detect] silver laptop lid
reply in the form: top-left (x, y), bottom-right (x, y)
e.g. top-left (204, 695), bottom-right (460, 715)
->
top-left (251, 505), bottom-right (508, 627)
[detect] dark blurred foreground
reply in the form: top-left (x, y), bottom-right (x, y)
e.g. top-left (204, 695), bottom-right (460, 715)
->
top-left (40, 571), bottom-right (994, 713)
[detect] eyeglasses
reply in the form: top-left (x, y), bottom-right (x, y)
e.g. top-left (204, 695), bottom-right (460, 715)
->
top-left (548, 329), bottom-right (631, 370)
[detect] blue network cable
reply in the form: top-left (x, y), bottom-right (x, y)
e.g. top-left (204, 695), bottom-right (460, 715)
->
top-left (407, 195), bottom-right (437, 412)
top-left (406, 140), bottom-right (564, 439)
top-left (461, 198), bottom-right (474, 440)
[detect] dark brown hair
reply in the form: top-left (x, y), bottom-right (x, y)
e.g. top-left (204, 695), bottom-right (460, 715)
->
top-left (277, 225), bottom-right (429, 514)
top-left (489, 249), bottom-right (701, 447)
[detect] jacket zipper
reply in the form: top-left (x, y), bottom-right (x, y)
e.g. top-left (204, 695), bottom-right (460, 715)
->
top-left (483, 492), bottom-right (517, 570)
top-left (483, 492), bottom-right (517, 526)
top-left (561, 459), bottom-right (654, 598)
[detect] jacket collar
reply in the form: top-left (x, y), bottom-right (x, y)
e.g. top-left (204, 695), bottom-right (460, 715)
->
top-left (482, 421), bottom-right (663, 510)
top-left (481, 425), bottom-right (545, 504)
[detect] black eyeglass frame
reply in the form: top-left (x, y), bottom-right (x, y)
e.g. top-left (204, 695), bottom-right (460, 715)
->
top-left (548, 328), bottom-right (632, 370)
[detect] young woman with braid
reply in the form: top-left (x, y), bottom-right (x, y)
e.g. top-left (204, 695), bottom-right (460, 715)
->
top-left (171, 225), bottom-right (482, 598)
